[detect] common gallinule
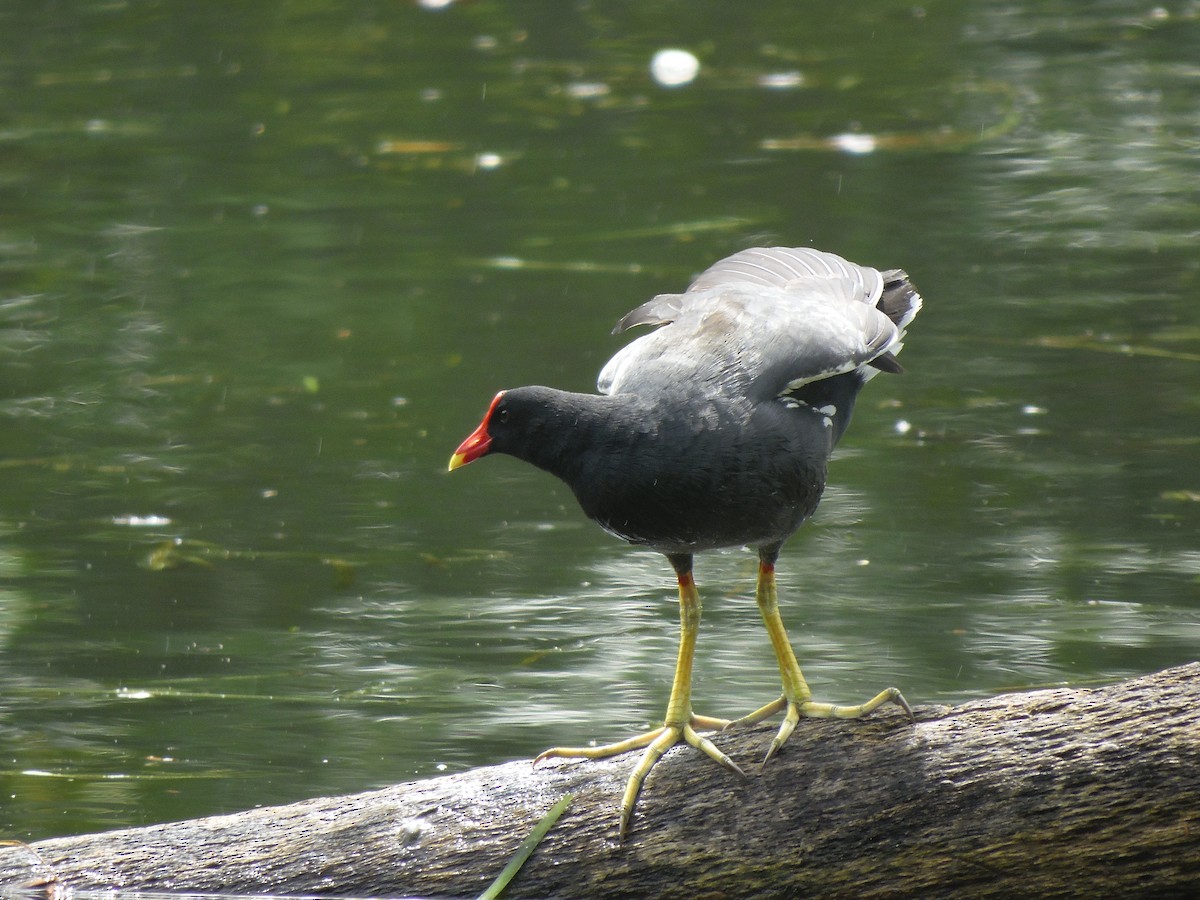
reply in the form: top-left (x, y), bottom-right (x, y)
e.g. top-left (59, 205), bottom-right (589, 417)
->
top-left (450, 246), bottom-right (921, 840)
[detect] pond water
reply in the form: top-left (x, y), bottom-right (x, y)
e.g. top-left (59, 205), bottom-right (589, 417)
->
top-left (2, 0), bottom-right (1198, 840)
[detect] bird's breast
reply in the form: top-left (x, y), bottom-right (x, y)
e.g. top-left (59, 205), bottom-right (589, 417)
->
top-left (569, 401), bottom-right (829, 553)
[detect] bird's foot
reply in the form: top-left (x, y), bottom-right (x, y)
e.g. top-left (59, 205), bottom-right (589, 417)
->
top-left (534, 715), bottom-right (743, 841)
top-left (727, 686), bottom-right (913, 766)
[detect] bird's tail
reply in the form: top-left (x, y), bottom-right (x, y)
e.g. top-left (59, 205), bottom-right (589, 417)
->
top-left (866, 270), bottom-right (922, 374)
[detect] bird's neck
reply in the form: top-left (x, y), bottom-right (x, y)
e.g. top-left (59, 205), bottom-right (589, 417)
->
top-left (505, 388), bottom-right (653, 484)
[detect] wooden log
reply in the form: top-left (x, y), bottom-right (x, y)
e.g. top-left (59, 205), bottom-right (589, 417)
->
top-left (3, 663), bottom-right (1199, 898)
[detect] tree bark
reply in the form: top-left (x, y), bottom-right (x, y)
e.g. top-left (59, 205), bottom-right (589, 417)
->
top-left (3, 664), bottom-right (1199, 899)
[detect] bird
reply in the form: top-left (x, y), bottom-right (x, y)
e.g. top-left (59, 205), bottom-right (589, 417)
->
top-left (449, 246), bottom-right (921, 841)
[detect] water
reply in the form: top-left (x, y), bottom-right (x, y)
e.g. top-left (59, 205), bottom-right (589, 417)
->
top-left (2, 0), bottom-right (1198, 840)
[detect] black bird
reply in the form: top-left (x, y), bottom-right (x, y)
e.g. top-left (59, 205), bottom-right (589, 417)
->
top-left (449, 246), bottom-right (921, 840)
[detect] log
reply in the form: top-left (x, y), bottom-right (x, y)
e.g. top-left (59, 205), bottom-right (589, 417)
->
top-left (3, 663), bottom-right (1199, 898)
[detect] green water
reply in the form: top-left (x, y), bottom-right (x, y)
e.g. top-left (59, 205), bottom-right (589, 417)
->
top-left (2, 0), bottom-right (1198, 840)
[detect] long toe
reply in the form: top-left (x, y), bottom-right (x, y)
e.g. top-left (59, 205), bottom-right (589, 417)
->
top-left (738, 687), bottom-right (916, 767)
top-left (615, 718), bottom-right (746, 842)
top-left (534, 728), bottom-right (664, 765)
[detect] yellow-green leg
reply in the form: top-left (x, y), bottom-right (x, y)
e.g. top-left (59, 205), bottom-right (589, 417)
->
top-left (534, 553), bottom-right (744, 840)
top-left (729, 547), bottom-right (913, 765)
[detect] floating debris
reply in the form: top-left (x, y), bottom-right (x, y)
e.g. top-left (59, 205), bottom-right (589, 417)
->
top-left (831, 132), bottom-right (878, 155)
top-left (376, 139), bottom-right (465, 154)
top-left (757, 71), bottom-right (805, 89)
top-left (111, 514), bottom-right (172, 527)
top-left (564, 81), bottom-right (611, 99)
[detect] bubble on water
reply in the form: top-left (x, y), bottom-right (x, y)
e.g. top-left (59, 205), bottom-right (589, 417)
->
top-left (650, 49), bottom-right (700, 87)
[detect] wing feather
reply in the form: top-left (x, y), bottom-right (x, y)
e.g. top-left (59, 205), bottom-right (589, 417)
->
top-left (599, 247), bottom-right (919, 400)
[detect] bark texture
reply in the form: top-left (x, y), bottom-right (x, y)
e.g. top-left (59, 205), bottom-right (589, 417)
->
top-left (2, 663), bottom-right (1199, 898)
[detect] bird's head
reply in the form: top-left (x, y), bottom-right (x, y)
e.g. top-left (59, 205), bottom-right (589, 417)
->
top-left (449, 386), bottom-right (590, 475)
top-left (448, 390), bottom-right (508, 471)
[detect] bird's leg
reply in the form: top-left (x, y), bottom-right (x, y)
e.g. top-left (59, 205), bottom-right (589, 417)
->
top-left (534, 553), bottom-right (744, 841)
top-left (728, 545), bottom-right (914, 765)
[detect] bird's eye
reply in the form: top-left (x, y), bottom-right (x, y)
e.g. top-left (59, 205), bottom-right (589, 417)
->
top-left (495, 406), bottom-right (510, 425)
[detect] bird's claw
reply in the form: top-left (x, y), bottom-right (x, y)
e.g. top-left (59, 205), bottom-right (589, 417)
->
top-left (534, 715), bottom-right (743, 842)
top-left (726, 686), bottom-right (914, 766)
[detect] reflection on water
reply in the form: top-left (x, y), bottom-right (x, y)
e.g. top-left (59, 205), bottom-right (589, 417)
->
top-left (2, 0), bottom-right (1199, 842)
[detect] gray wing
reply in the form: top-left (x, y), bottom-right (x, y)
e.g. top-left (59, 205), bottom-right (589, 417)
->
top-left (598, 281), bottom-right (899, 399)
top-left (686, 246), bottom-right (885, 303)
top-left (612, 246), bottom-right (884, 334)
top-left (598, 247), bottom-right (906, 398)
